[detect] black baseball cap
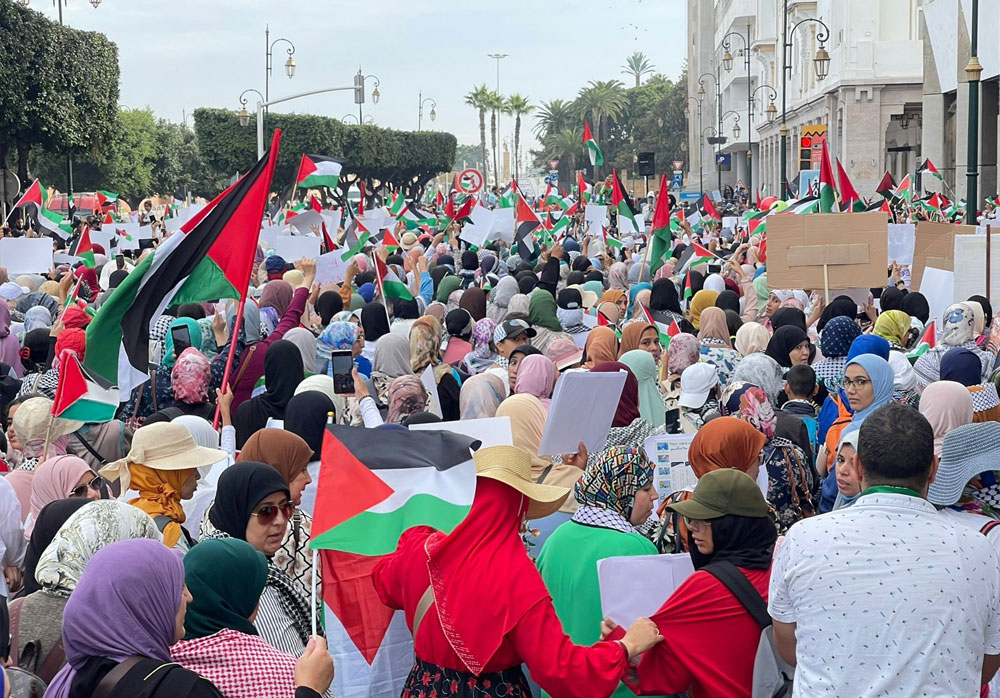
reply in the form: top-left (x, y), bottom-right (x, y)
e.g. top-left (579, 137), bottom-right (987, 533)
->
top-left (493, 318), bottom-right (537, 344)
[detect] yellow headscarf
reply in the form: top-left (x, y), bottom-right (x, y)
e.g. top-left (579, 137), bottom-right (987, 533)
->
top-left (873, 310), bottom-right (911, 346)
top-left (688, 289), bottom-right (720, 330)
top-left (127, 463), bottom-right (194, 548)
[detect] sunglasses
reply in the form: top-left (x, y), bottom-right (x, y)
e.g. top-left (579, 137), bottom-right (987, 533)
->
top-left (251, 500), bottom-right (295, 525)
top-left (70, 476), bottom-right (103, 498)
top-left (682, 517), bottom-right (712, 531)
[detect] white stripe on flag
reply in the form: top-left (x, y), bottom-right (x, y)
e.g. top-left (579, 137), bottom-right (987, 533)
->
top-left (324, 607), bottom-right (412, 698)
top-left (366, 460), bottom-right (475, 514)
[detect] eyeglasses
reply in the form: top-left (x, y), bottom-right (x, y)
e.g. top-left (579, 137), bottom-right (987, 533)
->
top-left (250, 500), bottom-right (295, 525)
top-left (69, 476), bottom-right (103, 498)
top-left (842, 377), bottom-right (871, 391)
top-left (683, 517), bottom-right (712, 531)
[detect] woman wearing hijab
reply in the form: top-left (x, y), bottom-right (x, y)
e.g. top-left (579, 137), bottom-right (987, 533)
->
top-left (282, 327), bottom-right (318, 375)
top-left (873, 309), bottom-right (918, 400)
top-left (315, 291), bottom-right (343, 328)
top-left (733, 322), bottom-right (770, 357)
top-left (459, 373), bottom-right (506, 420)
top-left (18, 498), bottom-right (89, 599)
top-left (901, 290), bottom-right (930, 327)
top-left (589, 362), bottom-right (663, 453)
top-left (514, 354), bottom-right (558, 407)
top-left (687, 290), bottom-right (719, 331)
top-left (0, 303), bottom-right (23, 378)
top-left (602, 289), bottom-right (629, 318)
top-left (282, 390), bottom-right (334, 518)
top-left (648, 279), bottom-right (684, 328)
top-left (260, 280), bottom-right (294, 317)
top-left (721, 382), bottom-right (816, 532)
top-left (464, 318), bottom-right (499, 376)
top-left (688, 417), bottom-right (767, 479)
top-left (618, 322), bottom-right (662, 364)
top-left (812, 315), bottom-right (861, 392)
top-left (207, 462), bottom-right (314, 656)
top-left (360, 302), bottom-right (391, 360)
top-left (628, 284), bottom-right (652, 320)
top-left (25, 455), bottom-right (98, 538)
top-left (237, 429), bottom-right (316, 604)
top-left (10, 501), bottom-right (161, 682)
top-left (914, 302), bottom-right (994, 390)
top-left (316, 320), bottom-right (370, 379)
top-left (537, 447), bottom-right (659, 698)
top-left (528, 290), bottom-right (571, 353)
top-left (940, 348), bottom-right (1000, 422)
top-left (234, 340), bottom-right (304, 448)
top-left (608, 262), bottom-right (630, 290)
top-left (714, 289), bottom-right (741, 316)
top-left (619, 350), bottom-right (667, 429)
top-left (919, 380), bottom-right (975, 457)
top-left (584, 327), bottom-right (620, 369)
top-left (373, 445), bottom-right (661, 698)
top-left (765, 325), bottom-right (812, 370)
top-left (506, 344), bottom-right (543, 393)
top-left (410, 315), bottom-right (463, 421)
top-left (435, 275), bottom-right (463, 306)
top-left (487, 276), bottom-right (519, 322)
top-left (460, 287), bottom-right (488, 321)
top-left (697, 306), bottom-right (741, 386)
top-left (370, 333), bottom-right (413, 409)
top-left (620, 469), bottom-right (777, 698)
top-left (146, 347), bottom-right (217, 425)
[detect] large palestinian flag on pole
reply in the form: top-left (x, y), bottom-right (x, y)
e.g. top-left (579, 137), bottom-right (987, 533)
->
top-left (611, 169), bottom-right (640, 235)
top-left (818, 140), bottom-right (838, 213)
top-left (514, 193), bottom-right (541, 260)
top-left (52, 349), bottom-right (119, 423)
top-left (296, 154), bottom-right (343, 189)
top-left (311, 424), bottom-right (480, 698)
top-left (648, 175), bottom-right (672, 274)
top-left (85, 130), bottom-right (282, 393)
top-left (583, 120), bottom-right (604, 167)
top-left (69, 225), bottom-right (96, 268)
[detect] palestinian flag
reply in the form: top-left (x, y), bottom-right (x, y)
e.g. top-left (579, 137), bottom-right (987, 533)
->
top-left (85, 130), bottom-right (282, 393)
top-left (836, 158), bottom-right (865, 212)
top-left (11, 179), bottom-right (71, 240)
top-left (103, 212), bottom-right (114, 225)
top-left (682, 271), bottom-right (694, 301)
top-left (818, 140), bottom-right (838, 213)
top-left (434, 191), bottom-right (444, 209)
top-left (583, 121), bottom-right (604, 167)
top-left (340, 218), bottom-right (372, 261)
top-left (321, 221), bottom-right (337, 254)
top-left (387, 191), bottom-right (405, 218)
top-left (648, 175), bottom-right (672, 274)
top-left (892, 174), bottom-right (914, 204)
top-left (876, 171), bottom-right (897, 199)
top-left (637, 304), bottom-right (678, 347)
top-left (602, 225), bottom-right (624, 250)
top-left (702, 194), bottom-right (722, 222)
top-left (311, 424), bottom-right (479, 698)
top-left (908, 321), bottom-right (936, 360)
top-left (498, 180), bottom-right (517, 209)
top-left (96, 191), bottom-right (117, 213)
top-left (52, 349), bottom-right (119, 423)
top-left (514, 194), bottom-right (541, 259)
top-left (296, 154), bottom-right (343, 189)
top-left (544, 184), bottom-right (567, 209)
top-left (381, 227), bottom-right (400, 252)
top-left (676, 241), bottom-right (715, 275)
top-left (578, 172), bottom-right (594, 203)
top-left (787, 196), bottom-right (820, 215)
top-left (920, 193), bottom-right (946, 219)
top-left (611, 169), bottom-right (640, 234)
top-left (373, 254), bottom-right (412, 301)
top-left (918, 159), bottom-right (944, 183)
top-left (69, 225), bottom-right (96, 268)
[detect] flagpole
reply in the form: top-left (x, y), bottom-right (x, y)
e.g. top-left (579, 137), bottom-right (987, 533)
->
top-left (371, 251), bottom-right (394, 331)
top-left (310, 548), bottom-right (319, 637)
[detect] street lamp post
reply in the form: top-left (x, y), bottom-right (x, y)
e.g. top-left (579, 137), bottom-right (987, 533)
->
top-left (966, 0), bottom-right (981, 225)
top-left (720, 111), bottom-right (742, 194)
top-left (779, 0), bottom-right (830, 199)
top-left (342, 114), bottom-right (374, 125)
top-left (751, 84), bottom-right (778, 198)
top-left (487, 52), bottom-right (508, 180)
top-left (722, 23), bottom-right (754, 203)
top-left (353, 68), bottom-right (381, 122)
top-left (686, 96), bottom-right (705, 199)
top-left (264, 26), bottom-right (296, 131)
top-left (418, 91), bottom-right (437, 131)
top-left (698, 69), bottom-right (723, 197)
top-left (240, 86), bottom-right (364, 158)
top-left (702, 126), bottom-right (718, 200)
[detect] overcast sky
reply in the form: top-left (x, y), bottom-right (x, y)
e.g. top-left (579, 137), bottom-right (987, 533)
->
top-left (33, 0), bottom-right (686, 152)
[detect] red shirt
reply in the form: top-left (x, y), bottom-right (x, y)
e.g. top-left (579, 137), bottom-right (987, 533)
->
top-left (373, 527), bottom-right (629, 698)
top-left (622, 567), bottom-right (770, 698)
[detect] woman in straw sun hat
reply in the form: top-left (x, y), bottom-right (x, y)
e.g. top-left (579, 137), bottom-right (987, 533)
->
top-left (374, 445), bottom-right (663, 698)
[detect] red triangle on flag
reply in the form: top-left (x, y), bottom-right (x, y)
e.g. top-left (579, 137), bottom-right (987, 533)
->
top-left (52, 350), bottom-right (88, 417)
top-left (295, 154), bottom-right (318, 184)
top-left (702, 195), bottom-right (721, 221)
top-left (382, 228), bottom-right (399, 249)
top-left (310, 195), bottom-right (323, 213)
top-left (667, 320), bottom-right (681, 338)
top-left (320, 549), bottom-right (395, 665)
top-left (103, 212), bottom-right (113, 225)
top-left (597, 310), bottom-right (613, 327)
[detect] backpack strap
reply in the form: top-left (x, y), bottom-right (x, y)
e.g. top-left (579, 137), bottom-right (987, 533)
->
top-left (703, 561), bottom-right (771, 629)
top-left (37, 638), bottom-right (65, 683)
top-left (152, 515), bottom-right (174, 534)
top-left (92, 656), bottom-right (145, 698)
top-left (74, 431), bottom-right (109, 466)
top-left (411, 585), bottom-right (436, 640)
top-left (231, 344), bottom-right (258, 387)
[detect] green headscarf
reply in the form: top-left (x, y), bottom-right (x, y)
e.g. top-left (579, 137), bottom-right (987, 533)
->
top-left (528, 290), bottom-right (563, 332)
top-left (182, 538), bottom-right (269, 640)
top-left (752, 274), bottom-right (770, 314)
top-left (436, 275), bottom-right (463, 304)
top-left (619, 349), bottom-right (667, 428)
top-left (161, 317), bottom-right (203, 369)
top-left (350, 292), bottom-right (365, 311)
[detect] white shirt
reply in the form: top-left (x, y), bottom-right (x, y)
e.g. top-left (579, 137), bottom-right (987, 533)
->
top-left (769, 492), bottom-right (1000, 697)
top-left (0, 476), bottom-right (26, 598)
top-left (939, 508), bottom-right (1000, 556)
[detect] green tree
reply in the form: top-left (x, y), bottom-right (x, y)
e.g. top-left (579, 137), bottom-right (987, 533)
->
top-left (464, 85), bottom-right (491, 185)
top-left (482, 89), bottom-right (505, 186)
top-left (542, 127), bottom-right (584, 186)
top-left (454, 143), bottom-right (485, 171)
top-left (573, 80), bottom-right (627, 174)
top-left (532, 99), bottom-right (573, 140)
top-left (622, 51), bottom-right (655, 88)
top-left (504, 94), bottom-right (533, 180)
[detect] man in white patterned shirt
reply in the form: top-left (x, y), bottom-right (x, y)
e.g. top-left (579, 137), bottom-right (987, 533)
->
top-left (769, 402), bottom-right (1000, 697)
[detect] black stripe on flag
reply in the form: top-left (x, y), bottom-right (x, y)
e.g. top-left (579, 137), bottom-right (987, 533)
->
top-left (325, 424), bottom-right (480, 471)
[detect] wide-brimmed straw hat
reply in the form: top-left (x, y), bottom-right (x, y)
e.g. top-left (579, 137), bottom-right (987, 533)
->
top-left (100, 421), bottom-right (225, 493)
top-left (474, 445), bottom-right (570, 520)
top-left (12, 397), bottom-right (84, 445)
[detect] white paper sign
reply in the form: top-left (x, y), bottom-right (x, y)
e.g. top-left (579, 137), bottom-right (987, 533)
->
top-left (598, 554), bottom-right (695, 627)
top-left (887, 223), bottom-right (915, 265)
top-left (321, 211), bottom-right (343, 234)
top-left (722, 216), bottom-right (739, 231)
top-left (952, 234), bottom-right (1000, 303)
top-left (288, 210), bottom-right (325, 233)
top-left (315, 251), bottom-right (348, 285)
top-left (0, 238), bottom-right (53, 274)
top-left (420, 364), bottom-right (443, 418)
top-left (137, 225), bottom-right (154, 240)
top-left (459, 221), bottom-right (492, 249)
top-left (585, 204), bottom-right (608, 225)
top-left (643, 433), bottom-right (698, 500)
top-left (409, 416), bottom-right (513, 448)
top-left (258, 224), bottom-right (284, 250)
top-left (920, 266), bottom-right (956, 328)
top-left (109, 229), bottom-right (139, 251)
top-left (489, 208), bottom-right (515, 243)
top-left (537, 370), bottom-right (626, 456)
top-left (274, 235), bottom-right (320, 261)
top-left (89, 230), bottom-right (113, 254)
top-left (360, 207), bottom-right (390, 231)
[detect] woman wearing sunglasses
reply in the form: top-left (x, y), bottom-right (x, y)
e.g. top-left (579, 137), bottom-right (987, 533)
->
top-left (24, 455), bottom-right (100, 540)
top-left (204, 462), bottom-right (315, 658)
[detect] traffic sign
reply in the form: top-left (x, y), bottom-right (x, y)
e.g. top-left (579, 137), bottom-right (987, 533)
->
top-left (548, 159), bottom-right (560, 170)
top-left (672, 161), bottom-right (684, 171)
top-left (457, 169), bottom-right (484, 194)
top-left (680, 192), bottom-right (701, 201)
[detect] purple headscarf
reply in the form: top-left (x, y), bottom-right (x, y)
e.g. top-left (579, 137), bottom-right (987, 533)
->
top-left (45, 538), bottom-right (184, 698)
top-left (0, 303), bottom-right (22, 377)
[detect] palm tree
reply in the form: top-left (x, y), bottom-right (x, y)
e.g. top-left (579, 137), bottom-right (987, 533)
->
top-left (482, 89), bottom-right (505, 186)
top-left (533, 98), bottom-right (573, 139)
top-left (543, 127), bottom-right (585, 182)
top-left (505, 94), bottom-right (533, 180)
top-left (573, 80), bottom-right (628, 166)
top-left (622, 51), bottom-right (655, 87)
top-left (464, 84), bottom-right (492, 182)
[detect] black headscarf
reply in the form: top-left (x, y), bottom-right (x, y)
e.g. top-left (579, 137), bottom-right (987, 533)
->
top-left (880, 286), bottom-right (905, 312)
top-left (517, 275), bottom-right (537, 295)
top-left (22, 498), bottom-right (90, 596)
top-left (969, 294), bottom-right (993, 328)
top-left (670, 243), bottom-right (688, 260)
top-left (765, 325), bottom-right (810, 368)
top-left (725, 309), bottom-right (743, 339)
top-left (361, 302), bottom-right (391, 342)
top-left (566, 271), bottom-right (586, 287)
top-left (108, 269), bottom-right (129, 289)
top-left (461, 250), bottom-right (478, 271)
top-left (209, 462), bottom-right (290, 540)
top-left (649, 279), bottom-right (683, 314)
top-left (509, 344), bottom-right (543, 361)
top-left (714, 289), bottom-right (741, 315)
top-left (687, 514), bottom-right (777, 570)
top-left (687, 270), bottom-right (705, 296)
top-left (21, 328), bottom-right (51, 373)
top-left (445, 309), bottom-right (474, 340)
top-left (901, 291), bottom-right (930, 325)
top-left (177, 303), bottom-right (207, 320)
top-left (284, 390), bottom-right (334, 460)
top-left (233, 340), bottom-right (304, 448)
top-left (770, 307), bottom-right (807, 333)
top-left (571, 256), bottom-right (592, 272)
top-left (315, 291), bottom-right (343, 326)
top-left (393, 297), bottom-right (420, 320)
top-left (401, 411), bottom-right (443, 426)
top-left (430, 266), bottom-right (451, 295)
top-left (817, 295), bottom-right (857, 332)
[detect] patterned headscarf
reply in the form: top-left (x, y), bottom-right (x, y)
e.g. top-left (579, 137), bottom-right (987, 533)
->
top-left (459, 373), bottom-right (506, 420)
top-left (942, 302), bottom-right (976, 347)
top-left (820, 316), bottom-right (862, 358)
top-left (410, 315), bottom-right (448, 379)
top-left (317, 321), bottom-right (358, 361)
top-left (667, 332), bottom-right (700, 375)
top-left (729, 353), bottom-right (785, 402)
top-left (721, 382), bottom-right (777, 439)
top-left (572, 446), bottom-right (653, 532)
top-left (470, 318), bottom-right (498, 360)
top-left (171, 348), bottom-right (212, 404)
top-left (386, 375), bottom-right (429, 424)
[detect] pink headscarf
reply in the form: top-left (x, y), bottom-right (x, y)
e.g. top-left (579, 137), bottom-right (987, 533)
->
top-left (0, 303), bottom-right (23, 377)
top-left (514, 354), bottom-right (558, 406)
top-left (667, 332), bottom-right (700, 375)
top-left (171, 348), bottom-right (212, 405)
top-left (26, 455), bottom-right (93, 537)
top-left (697, 307), bottom-right (733, 348)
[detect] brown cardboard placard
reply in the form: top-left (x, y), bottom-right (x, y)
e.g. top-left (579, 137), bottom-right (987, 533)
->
top-left (765, 211), bottom-right (889, 291)
top-left (911, 221), bottom-right (976, 289)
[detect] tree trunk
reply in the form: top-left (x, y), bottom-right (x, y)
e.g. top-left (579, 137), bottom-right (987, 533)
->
top-left (514, 116), bottom-right (521, 181)
top-left (635, 74), bottom-right (640, 88)
top-left (16, 143), bottom-right (30, 186)
top-left (479, 110), bottom-right (488, 181)
top-left (491, 112), bottom-right (499, 187)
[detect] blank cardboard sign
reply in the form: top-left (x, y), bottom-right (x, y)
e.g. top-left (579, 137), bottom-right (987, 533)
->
top-left (765, 211), bottom-right (888, 290)
top-left (911, 221), bottom-right (976, 289)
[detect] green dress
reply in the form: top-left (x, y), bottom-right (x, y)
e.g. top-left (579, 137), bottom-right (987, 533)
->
top-left (536, 520), bottom-right (659, 698)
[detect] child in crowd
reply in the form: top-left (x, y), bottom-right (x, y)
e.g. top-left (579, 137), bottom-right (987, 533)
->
top-left (781, 364), bottom-right (819, 456)
top-left (833, 428), bottom-right (862, 510)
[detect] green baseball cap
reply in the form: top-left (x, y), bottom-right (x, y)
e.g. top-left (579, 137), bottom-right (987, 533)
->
top-left (666, 469), bottom-right (769, 520)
